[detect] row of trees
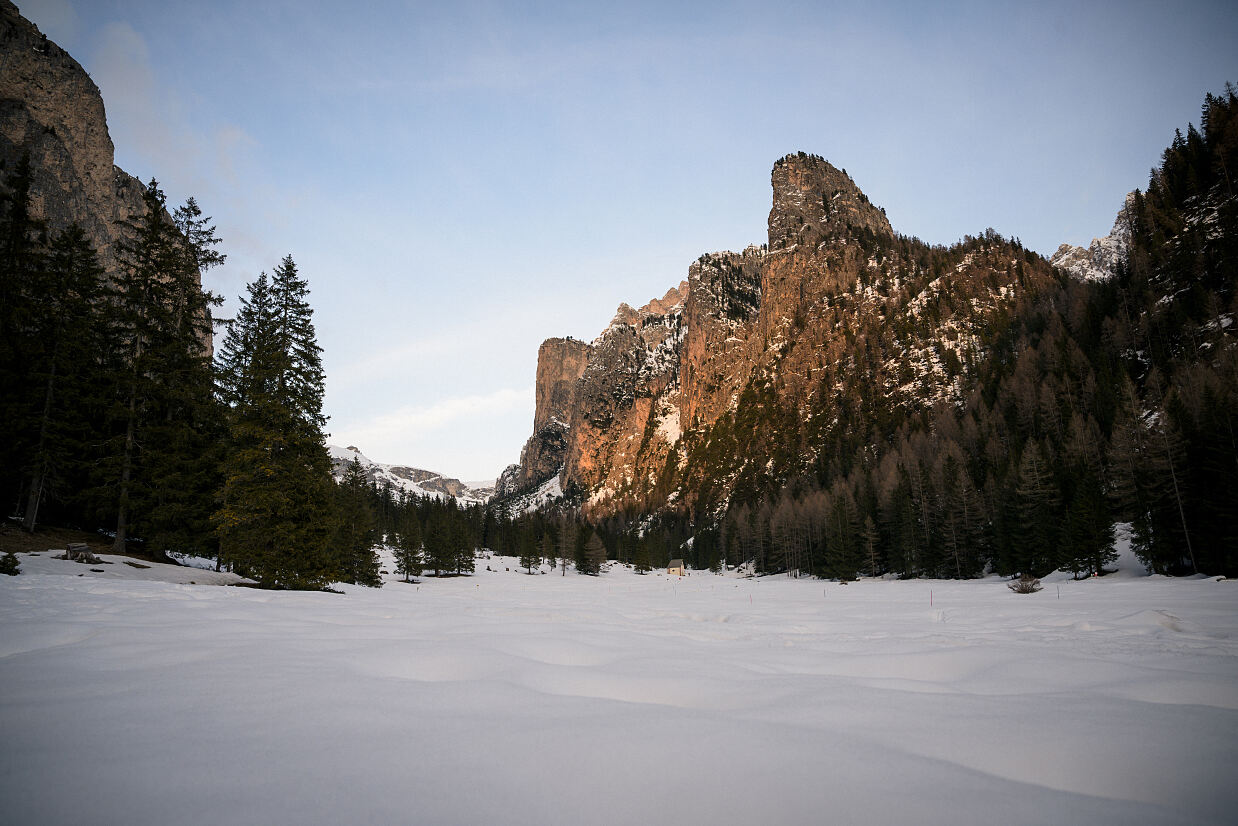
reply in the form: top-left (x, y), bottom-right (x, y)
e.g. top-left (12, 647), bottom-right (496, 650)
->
top-left (1, 159), bottom-right (224, 556)
top-left (0, 161), bottom-right (385, 588)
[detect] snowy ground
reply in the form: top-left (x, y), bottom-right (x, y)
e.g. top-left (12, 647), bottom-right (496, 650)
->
top-left (1, 547), bottom-right (1236, 825)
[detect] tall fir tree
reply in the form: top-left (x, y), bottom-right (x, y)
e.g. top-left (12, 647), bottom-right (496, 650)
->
top-left (215, 256), bottom-right (338, 588)
top-left (333, 456), bottom-right (381, 586)
top-left (102, 180), bottom-right (223, 557)
top-left (19, 225), bottom-right (107, 531)
top-left (394, 495), bottom-right (423, 582)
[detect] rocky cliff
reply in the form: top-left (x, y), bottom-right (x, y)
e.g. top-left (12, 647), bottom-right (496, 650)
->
top-left (499, 152), bottom-right (1061, 518)
top-left (1050, 193), bottom-right (1133, 282)
top-left (0, 1), bottom-right (148, 276)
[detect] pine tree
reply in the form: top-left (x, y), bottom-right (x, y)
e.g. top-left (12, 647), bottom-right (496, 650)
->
top-left (580, 530), bottom-right (606, 575)
top-left (333, 457), bottom-right (381, 586)
top-left (214, 256), bottom-right (338, 589)
top-left (393, 496), bottom-right (423, 582)
top-left (0, 155), bottom-right (48, 511)
top-left (541, 529), bottom-right (556, 569)
top-left (104, 181), bottom-right (224, 557)
top-left (17, 225), bottom-right (107, 532)
top-left (632, 539), bottom-right (651, 573)
top-left (422, 510), bottom-right (451, 576)
top-left (1014, 440), bottom-right (1061, 575)
top-left (519, 526), bottom-right (539, 574)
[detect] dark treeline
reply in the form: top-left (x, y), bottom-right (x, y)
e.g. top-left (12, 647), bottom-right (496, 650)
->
top-left (554, 88), bottom-right (1238, 581)
top-left (1, 162), bottom-right (225, 557)
top-left (0, 163), bottom-right (386, 589)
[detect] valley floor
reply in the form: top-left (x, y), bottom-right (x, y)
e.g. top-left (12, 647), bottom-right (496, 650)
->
top-left (1, 546), bottom-right (1236, 825)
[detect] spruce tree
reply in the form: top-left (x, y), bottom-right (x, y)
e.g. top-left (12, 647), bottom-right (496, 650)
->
top-left (333, 456), bottom-right (381, 586)
top-left (17, 225), bottom-right (107, 532)
top-left (1014, 441), bottom-right (1061, 575)
top-left (1, 155), bottom-right (49, 520)
top-left (452, 501), bottom-right (476, 574)
top-left (422, 510), bottom-right (451, 576)
top-left (103, 181), bottom-right (223, 557)
top-left (215, 256), bottom-right (337, 588)
top-left (541, 529), bottom-right (556, 569)
top-left (632, 539), bottom-right (651, 574)
top-left (394, 498), bottom-right (423, 582)
top-left (519, 527), bottom-right (539, 574)
top-left (579, 529), bottom-right (606, 575)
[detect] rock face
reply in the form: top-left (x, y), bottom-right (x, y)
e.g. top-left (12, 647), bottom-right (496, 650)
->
top-left (500, 337), bottom-right (591, 496)
top-left (0, 1), bottom-right (147, 275)
top-left (1050, 193), bottom-right (1133, 282)
top-left (767, 152), bottom-right (892, 250)
top-left (500, 152), bottom-right (1058, 518)
top-left (563, 282), bottom-right (687, 507)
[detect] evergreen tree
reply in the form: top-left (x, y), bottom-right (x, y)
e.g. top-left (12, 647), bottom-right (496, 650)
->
top-left (632, 539), bottom-right (651, 573)
top-left (0, 155), bottom-right (48, 512)
top-left (422, 510), bottom-right (452, 576)
top-left (519, 526), bottom-right (539, 574)
top-left (393, 496), bottom-right (423, 582)
top-left (333, 457), bottom-right (381, 586)
top-left (1014, 441), bottom-right (1061, 575)
top-left (579, 530), bottom-right (606, 575)
top-left (214, 257), bottom-right (338, 589)
top-left (449, 499), bottom-right (476, 574)
top-left (541, 528), bottom-right (556, 569)
top-left (103, 180), bottom-right (223, 557)
top-left (17, 225), bottom-right (107, 532)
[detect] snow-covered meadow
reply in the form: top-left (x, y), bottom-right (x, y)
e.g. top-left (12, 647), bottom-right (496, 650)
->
top-left (2, 546), bottom-right (1236, 825)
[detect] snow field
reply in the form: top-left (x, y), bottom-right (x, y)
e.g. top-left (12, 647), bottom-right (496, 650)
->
top-left (1, 549), bottom-right (1236, 825)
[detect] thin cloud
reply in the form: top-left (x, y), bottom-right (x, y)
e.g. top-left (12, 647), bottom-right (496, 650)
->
top-left (336, 386), bottom-right (531, 445)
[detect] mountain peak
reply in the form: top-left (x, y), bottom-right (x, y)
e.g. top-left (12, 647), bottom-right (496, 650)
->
top-left (768, 152), bottom-right (892, 250)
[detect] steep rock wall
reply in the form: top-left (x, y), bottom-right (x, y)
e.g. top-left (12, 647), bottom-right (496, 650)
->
top-left (0, 1), bottom-right (147, 275)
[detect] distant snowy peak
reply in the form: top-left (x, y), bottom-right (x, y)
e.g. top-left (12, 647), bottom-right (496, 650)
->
top-left (1050, 193), bottom-right (1134, 282)
top-left (327, 444), bottom-right (491, 505)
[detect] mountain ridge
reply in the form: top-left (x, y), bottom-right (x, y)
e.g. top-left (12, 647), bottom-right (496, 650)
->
top-left (328, 444), bottom-right (492, 505)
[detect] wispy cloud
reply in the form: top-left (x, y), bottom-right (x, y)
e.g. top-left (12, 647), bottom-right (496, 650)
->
top-left (88, 22), bottom-right (258, 199)
top-left (335, 386), bottom-right (531, 445)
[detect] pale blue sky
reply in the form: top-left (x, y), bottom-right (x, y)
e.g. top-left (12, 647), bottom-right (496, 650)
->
top-left (20, 0), bottom-right (1238, 480)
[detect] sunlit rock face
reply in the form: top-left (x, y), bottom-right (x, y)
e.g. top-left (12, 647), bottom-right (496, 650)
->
top-left (501, 152), bottom-right (1057, 518)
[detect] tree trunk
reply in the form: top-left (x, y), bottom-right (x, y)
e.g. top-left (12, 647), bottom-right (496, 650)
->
top-left (22, 349), bottom-right (58, 533)
top-left (113, 387), bottom-right (137, 555)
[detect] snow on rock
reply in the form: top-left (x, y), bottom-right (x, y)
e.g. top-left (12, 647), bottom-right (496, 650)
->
top-left (655, 402), bottom-right (681, 445)
top-left (497, 469), bottom-right (567, 515)
top-left (1051, 193), bottom-right (1134, 282)
top-left (328, 444), bottom-right (490, 504)
top-left (2, 554), bottom-right (1237, 824)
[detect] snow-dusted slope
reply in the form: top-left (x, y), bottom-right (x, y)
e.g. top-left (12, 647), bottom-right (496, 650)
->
top-left (327, 444), bottom-right (491, 504)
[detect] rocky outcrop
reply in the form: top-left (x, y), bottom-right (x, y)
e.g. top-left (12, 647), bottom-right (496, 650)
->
top-left (501, 152), bottom-right (1052, 518)
top-left (768, 153), bottom-right (892, 251)
top-left (680, 248), bottom-right (763, 429)
top-left (0, 1), bottom-right (147, 275)
top-left (1050, 193), bottom-right (1133, 282)
top-left (503, 337), bottom-right (591, 495)
top-left (533, 337), bottom-right (591, 434)
top-left (562, 283), bottom-right (686, 506)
